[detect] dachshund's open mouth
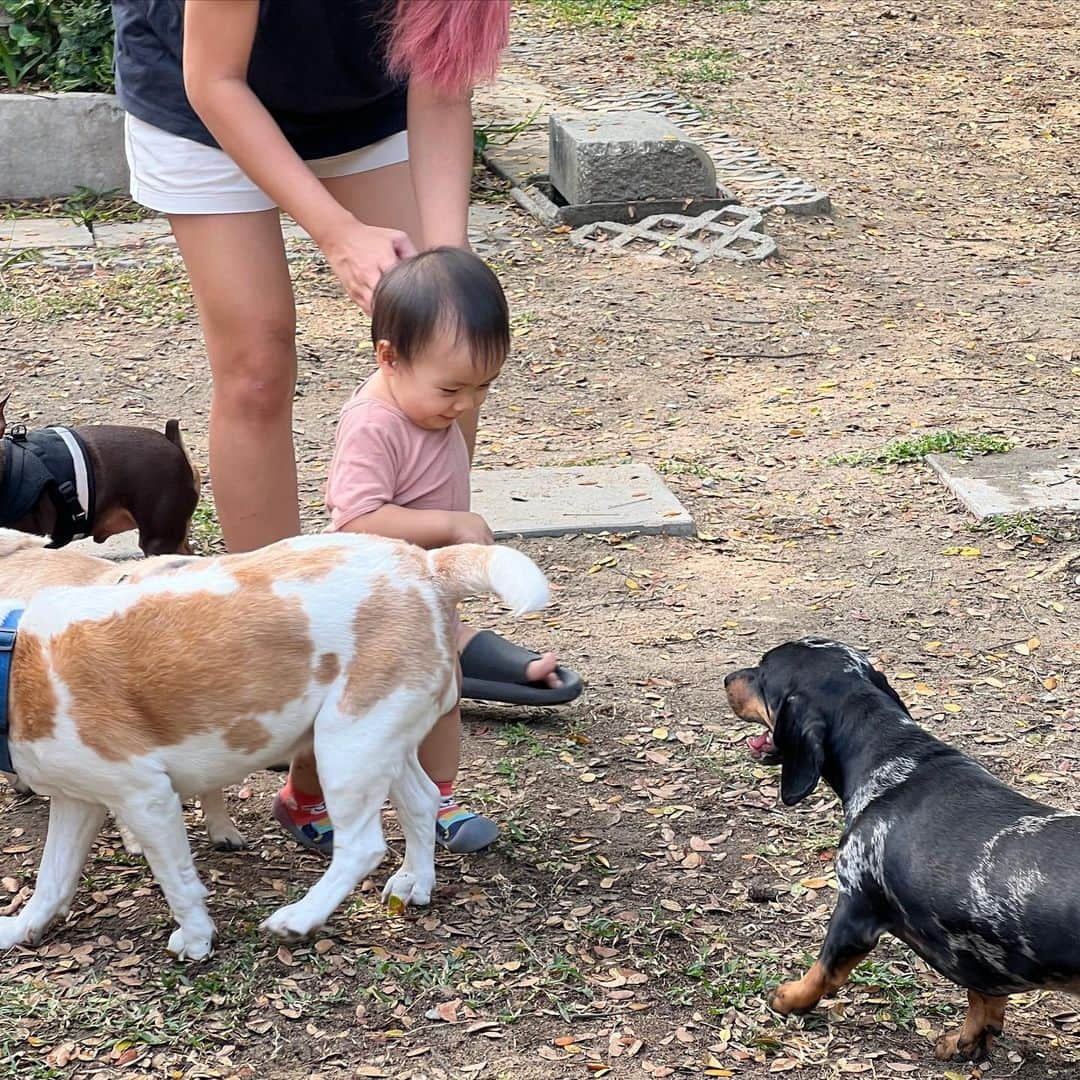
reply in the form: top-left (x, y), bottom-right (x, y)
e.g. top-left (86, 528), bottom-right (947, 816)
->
top-left (747, 729), bottom-right (780, 764)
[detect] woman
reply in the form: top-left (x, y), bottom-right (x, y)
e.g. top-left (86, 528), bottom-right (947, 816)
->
top-left (111, 0), bottom-right (580, 850)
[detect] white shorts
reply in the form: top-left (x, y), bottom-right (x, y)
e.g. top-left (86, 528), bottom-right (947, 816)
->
top-left (124, 114), bottom-right (410, 215)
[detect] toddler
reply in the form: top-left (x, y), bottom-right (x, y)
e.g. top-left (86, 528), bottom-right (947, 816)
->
top-left (274, 247), bottom-right (567, 854)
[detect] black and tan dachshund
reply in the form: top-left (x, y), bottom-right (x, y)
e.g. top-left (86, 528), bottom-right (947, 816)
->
top-left (725, 638), bottom-right (1080, 1062)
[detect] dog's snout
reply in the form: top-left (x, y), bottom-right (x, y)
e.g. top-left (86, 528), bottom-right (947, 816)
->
top-left (723, 671), bottom-right (735, 688)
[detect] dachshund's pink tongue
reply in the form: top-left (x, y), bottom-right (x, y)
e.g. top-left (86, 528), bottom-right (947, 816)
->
top-left (747, 732), bottom-right (774, 758)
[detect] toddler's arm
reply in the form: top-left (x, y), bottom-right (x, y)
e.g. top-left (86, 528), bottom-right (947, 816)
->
top-left (339, 505), bottom-right (493, 549)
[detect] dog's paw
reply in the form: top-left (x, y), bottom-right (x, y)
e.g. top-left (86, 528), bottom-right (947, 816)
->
top-left (0, 916), bottom-right (29, 950)
top-left (769, 980), bottom-right (817, 1016)
top-left (934, 1028), bottom-right (995, 1063)
top-left (166, 925), bottom-right (216, 962)
top-left (934, 1032), bottom-right (962, 1061)
top-left (381, 870), bottom-right (433, 910)
top-left (261, 903), bottom-right (324, 941)
top-left (117, 824), bottom-right (144, 857)
top-left (209, 824), bottom-right (248, 852)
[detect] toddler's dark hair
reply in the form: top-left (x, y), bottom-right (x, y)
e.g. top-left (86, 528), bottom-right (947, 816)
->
top-left (371, 247), bottom-right (510, 370)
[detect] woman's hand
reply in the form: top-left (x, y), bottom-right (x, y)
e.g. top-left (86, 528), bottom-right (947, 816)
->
top-left (318, 218), bottom-right (417, 314)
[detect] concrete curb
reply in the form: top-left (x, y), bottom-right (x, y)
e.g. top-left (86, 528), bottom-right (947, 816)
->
top-left (0, 92), bottom-right (128, 199)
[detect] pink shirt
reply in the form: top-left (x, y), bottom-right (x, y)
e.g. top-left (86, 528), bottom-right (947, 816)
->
top-left (325, 386), bottom-right (471, 531)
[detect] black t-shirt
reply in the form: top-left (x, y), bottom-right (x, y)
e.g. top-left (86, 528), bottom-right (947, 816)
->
top-left (112, 0), bottom-right (408, 160)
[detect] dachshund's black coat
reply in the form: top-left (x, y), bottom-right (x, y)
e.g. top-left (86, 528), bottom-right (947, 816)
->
top-left (725, 639), bottom-right (1080, 1061)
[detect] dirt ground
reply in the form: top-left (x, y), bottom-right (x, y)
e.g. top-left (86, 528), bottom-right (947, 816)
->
top-left (1, 1), bottom-right (1078, 1078)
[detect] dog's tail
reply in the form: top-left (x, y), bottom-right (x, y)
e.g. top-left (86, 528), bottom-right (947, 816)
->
top-left (427, 544), bottom-right (549, 616)
top-left (165, 419), bottom-right (202, 497)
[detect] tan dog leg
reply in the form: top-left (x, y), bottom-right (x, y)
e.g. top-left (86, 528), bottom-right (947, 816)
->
top-left (935, 991), bottom-right (1008, 1061)
top-left (770, 894), bottom-right (882, 1015)
top-left (771, 953), bottom-right (870, 1014)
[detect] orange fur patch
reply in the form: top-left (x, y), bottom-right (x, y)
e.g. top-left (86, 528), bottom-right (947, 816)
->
top-left (315, 652), bottom-right (340, 684)
top-left (49, 586), bottom-right (313, 761)
top-left (0, 548), bottom-right (119, 597)
top-left (342, 578), bottom-right (446, 717)
top-left (228, 544), bottom-right (349, 591)
top-left (9, 632), bottom-right (58, 743)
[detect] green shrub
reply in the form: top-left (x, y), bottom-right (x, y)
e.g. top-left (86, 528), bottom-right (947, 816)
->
top-left (0, 0), bottom-right (114, 92)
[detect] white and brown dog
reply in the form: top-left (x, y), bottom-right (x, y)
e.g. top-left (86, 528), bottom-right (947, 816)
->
top-left (0, 531), bottom-right (548, 959)
top-left (0, 530), bottom-right (244, 851)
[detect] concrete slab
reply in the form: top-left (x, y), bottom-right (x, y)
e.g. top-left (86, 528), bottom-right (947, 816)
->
top-left (92, 219), bottom-right (175, 248)
top-left (471, 464), bottom-right (694, 539)
top-left (928, 448), bottom-right (1080, 518)
top-left (2, 217), bottom-right (93, 250)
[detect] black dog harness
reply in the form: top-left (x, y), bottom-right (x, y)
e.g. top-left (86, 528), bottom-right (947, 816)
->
top-left (0, 426), bottom-right (96, 548)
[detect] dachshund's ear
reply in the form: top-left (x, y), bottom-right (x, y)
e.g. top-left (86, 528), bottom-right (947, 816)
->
top-left (773, 692), bottom-right (826, 806)
top-left (867, 664), bottom-right (910, 716)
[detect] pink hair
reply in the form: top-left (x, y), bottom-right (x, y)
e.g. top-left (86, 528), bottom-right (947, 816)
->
top-left (386, 0), bottom-right (510, 95)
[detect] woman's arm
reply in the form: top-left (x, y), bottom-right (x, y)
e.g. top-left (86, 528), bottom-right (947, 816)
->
top-left (406, 81), bottom-right (477, 450)
top-left (406, 79), bottom-right (474, 250)
top-left (181, 0), bottom-right (414, 311)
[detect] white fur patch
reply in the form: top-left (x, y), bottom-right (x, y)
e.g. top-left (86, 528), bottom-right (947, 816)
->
top-left (837, 818), bottom-right (891, 896)
top-left (962, 811), bottom-right (1075, 962)
top-left (796, 637), bottom-right (872, 676)
top-left (845, 756), bottom-right (919, 824)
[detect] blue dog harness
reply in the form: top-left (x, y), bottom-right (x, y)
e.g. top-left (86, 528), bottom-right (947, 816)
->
top-left (0, 608), bottom-right (24, 774)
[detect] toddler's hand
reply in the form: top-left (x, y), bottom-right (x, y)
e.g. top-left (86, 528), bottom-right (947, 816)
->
top-left (449, 512), bottom-right (495, 546)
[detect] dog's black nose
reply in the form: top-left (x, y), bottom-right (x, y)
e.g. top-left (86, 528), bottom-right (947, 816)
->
top-left (723, 671), bottom-right (735, 687)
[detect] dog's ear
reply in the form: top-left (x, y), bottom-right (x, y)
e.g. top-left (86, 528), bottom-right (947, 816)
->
top-left (866, 664), bottom-right (910, 716)
top-left (773, 692), bottom-right (826, 806)
top-left (0, 391), bottom-right (8, 437)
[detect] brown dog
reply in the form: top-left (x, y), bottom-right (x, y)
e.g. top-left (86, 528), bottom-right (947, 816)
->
top-left (0, 393), bottom-right (200, 555)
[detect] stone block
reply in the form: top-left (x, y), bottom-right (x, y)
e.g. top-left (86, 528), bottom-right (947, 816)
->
top-left (549, 111), bottom-right (716, 206)
top-left (927, 448), bottom-right (1080, 518)
top-left (0, 93), bottom-right (128, 199)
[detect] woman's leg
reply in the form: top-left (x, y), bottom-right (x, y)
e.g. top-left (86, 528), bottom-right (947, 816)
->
top-left (169, 210), bottom-right (300, 553)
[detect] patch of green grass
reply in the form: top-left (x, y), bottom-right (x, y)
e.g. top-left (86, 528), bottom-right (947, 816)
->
top-left (495, 759), bottom-right (519, 784)
top-left (655, 456), bottom-right (730, 482)
top-left (189, 500), bottom-right (225, 556)
top-left (530, 0), bottom-right (751, 27)
top-left (0, 931), bottom-right (268, 1078)
top-left (499, 722), bottom-right (549, 755)
top-left (0, 264), bottom-right (193, 323)
top-left (670, 948), bottom-right (776, 1009)
top-left (975, 511), bottom-right (1075, 544)
top-left (1, 190), bottom-right (154, 226)
top-left (529, 0), bottom-right (655, 29)
top-left (474, 107), bottom-right (543, 160)
top-left (665, 45), bottom-right (737, 84)
top-left (829, 430), bottom-right (1012, 467)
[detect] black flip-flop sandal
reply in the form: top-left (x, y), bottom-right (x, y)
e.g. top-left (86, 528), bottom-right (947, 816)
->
top-left (460, 630), bottom-right (584, 706)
